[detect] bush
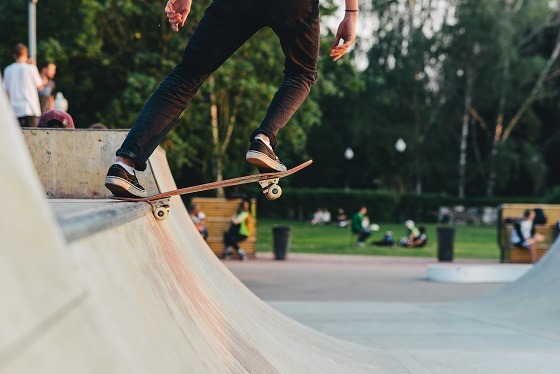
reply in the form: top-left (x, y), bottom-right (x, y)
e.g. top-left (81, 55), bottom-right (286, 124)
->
top-left (221, 185), bottom-right (549, 223)
top-left (397, 193), bottom-right (547, 222)
top-left (256, 189), bottom-right (398, 221)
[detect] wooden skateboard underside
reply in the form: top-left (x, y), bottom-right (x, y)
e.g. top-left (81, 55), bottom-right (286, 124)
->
top-left (109, 160), bottom-right (312, 220)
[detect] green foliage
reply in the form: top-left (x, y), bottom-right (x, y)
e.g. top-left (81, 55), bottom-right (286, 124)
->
top-left (256, 218), bottom-right (500, 260)
top-left (441, 0), bottom-right (559, 196)
top-left (255, 189), bottom-right (398, 221)
top-left (1, 0), bottom-right (558, 199)
top-left (398, 193), bottom-right (546, 222)
top-left (545, 186), bottom-right (560, 204)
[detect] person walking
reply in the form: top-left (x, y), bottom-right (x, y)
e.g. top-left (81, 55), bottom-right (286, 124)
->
top-left (105, 0), bottom-right (359, 198)
top-left (3, 44), bottom-right (44, 127)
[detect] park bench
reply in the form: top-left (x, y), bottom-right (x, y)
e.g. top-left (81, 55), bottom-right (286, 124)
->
top-left (498, 203), bottom-right (560, 263)
top-left (191, 197), bottom-right (257, 259)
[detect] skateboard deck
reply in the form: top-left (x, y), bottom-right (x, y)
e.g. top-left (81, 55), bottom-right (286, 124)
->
top-left (109, 160), bottom-right (312, 220)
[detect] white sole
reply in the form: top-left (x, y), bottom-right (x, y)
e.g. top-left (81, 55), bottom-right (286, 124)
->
top-left (246, 150), bottom-right (286, 172)
top-left (105, 176), bottom-right (148, 198)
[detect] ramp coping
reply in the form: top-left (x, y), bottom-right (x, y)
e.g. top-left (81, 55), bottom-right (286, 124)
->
top-left (50, 199), bottom-right (151, 243)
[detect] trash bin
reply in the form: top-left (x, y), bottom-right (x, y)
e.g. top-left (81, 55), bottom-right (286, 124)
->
top-left (272, 226), bottom-right (292, 260)
top-left (436, 226), bottom-right (455, 262)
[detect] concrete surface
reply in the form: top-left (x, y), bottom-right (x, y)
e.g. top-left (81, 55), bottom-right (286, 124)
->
top-left (224, 253), bottom-right (505, 302)
top-left (2, 82), bottom-right (560, 373)
top-left (427, 263), bottom-right (533, 283)
top-left (225, 253), bottom-right (560, 373)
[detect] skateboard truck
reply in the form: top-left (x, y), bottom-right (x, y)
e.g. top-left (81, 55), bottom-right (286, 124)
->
top-left (148, 198), bottom-right (171, 221)
top-left (259, 177), bottom-right (282, 200)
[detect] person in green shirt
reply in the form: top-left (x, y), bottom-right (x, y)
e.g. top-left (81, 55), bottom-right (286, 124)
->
top-left (351, 206), bottom-right (371, 247)
top-left (223, 200), bottom-right (251, 261)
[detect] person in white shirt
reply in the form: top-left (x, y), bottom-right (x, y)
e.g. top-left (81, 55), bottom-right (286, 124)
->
top-left (510, 209), bottom-right (544, 263)
top-left (3, 44), bottom-right (43, 127)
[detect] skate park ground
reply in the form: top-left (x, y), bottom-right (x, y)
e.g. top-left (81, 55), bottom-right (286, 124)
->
top-left (225, 253), bottom-right (560, 373)
top-left (224, 253), bottom-right (505, 303)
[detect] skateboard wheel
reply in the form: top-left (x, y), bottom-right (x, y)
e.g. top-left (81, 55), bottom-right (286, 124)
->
top-left (266, 184), bottom-right (282, 200)
top-left (154, 206), bottom-right (170, 221)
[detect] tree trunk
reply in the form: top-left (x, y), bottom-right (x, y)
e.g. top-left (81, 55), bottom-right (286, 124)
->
top-left (209, 77), bottom-right (225, 197)
top-left (486, 40), bottom-right (511, 197)
top-left (458, 70), bottom-right (472, 199)
top-left (414, 148), bottom-right (422, 194)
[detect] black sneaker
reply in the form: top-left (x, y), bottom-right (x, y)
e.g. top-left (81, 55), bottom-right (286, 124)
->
top-left (105, 163), bottom-right (147, 198)
top-left (246, 139), bottom-right (287, 173)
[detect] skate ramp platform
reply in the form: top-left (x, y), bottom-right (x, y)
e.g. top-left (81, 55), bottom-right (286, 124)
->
top-left (2, 80), bottom-right (560, 374)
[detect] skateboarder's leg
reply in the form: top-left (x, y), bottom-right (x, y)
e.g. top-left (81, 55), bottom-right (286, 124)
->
top-left (107, 4), bottom-right (263, 197)
top-left (246, 2), bottom-right (320, 172)
top-left (116, 4), bottom-right (264, 172)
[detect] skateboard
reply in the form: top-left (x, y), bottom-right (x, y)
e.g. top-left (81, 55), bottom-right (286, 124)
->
top-left (109, 160), bottom-right (312, 220)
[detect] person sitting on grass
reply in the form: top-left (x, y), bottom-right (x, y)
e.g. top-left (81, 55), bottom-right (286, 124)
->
top-left (311, 208), bottom-right (332, 225)
top-left (336, 208), bottom-right (349, 228)
top-left (398, 219), bottom-right (421, 247)
top-left (351, 206), bottom-right (371, 247)
top-left (409, 226), bottom-right (428, 248)
top-left (372, 230), bottom-right (395, 248)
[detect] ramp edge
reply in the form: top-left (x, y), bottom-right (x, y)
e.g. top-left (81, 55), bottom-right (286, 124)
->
top-left (50, 200), bottom-right (151, 243)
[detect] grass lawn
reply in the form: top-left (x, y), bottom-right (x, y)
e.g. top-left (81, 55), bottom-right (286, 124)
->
top-left (256, 218), bottom-right (500, 260)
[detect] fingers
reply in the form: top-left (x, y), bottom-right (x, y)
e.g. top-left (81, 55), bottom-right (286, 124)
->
top-left (165, 0), bottom-right (182, 32)
top-left (164, 0), bottom-right (174, 15)
top-left (331, 36), bottom-right (341, 50)
top-left (329, 40), bottom-right (353, 62)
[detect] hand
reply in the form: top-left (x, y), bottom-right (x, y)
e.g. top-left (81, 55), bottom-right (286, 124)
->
top-left (165, 0), bottom-right (192, 32)
top-left (329, 13), bottom-right (357, 62)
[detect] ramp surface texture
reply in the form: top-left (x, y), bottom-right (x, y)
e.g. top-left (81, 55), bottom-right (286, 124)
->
top-left (0, 88), bottom-right (403, 372)
top-left (1, 84), bottom-right (560, 373)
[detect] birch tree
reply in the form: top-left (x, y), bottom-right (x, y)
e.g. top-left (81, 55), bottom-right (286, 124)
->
top-left (448, 0), bottom-right (560, 196)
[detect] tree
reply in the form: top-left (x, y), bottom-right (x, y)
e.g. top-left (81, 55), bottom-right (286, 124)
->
top-left (349, 0), bottom-right (455, 193)
top-left (446, 0), bottom-right (560, 196)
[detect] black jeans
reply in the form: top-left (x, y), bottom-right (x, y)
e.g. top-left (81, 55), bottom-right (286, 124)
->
top-left (355, 230), bottom-right (371, 243)
top-left (224, 229), bottom-right (248, 251)
top-left (117, 0), bottom-right (320, 171)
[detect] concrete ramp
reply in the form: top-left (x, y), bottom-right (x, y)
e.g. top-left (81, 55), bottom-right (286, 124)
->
top-left (0, 88), bottom-right (404, 372)
top-left (460, 237), bottom-right (560, 335)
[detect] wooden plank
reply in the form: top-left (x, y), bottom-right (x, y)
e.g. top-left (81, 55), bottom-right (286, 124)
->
top-left (508, 248), bottom-right (549, 263)
top-left (500, 204), bottom-right (560, 223)
top-left (503, 223), bottom-right (554, 263)
top-left (499, 204), bottom-right (560, 263)
top-left (192, 197), bottom-right (257, 258)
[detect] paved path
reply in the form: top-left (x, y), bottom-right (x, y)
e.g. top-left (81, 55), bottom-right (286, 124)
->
top-left (225, 253), bottom-right (560, 373)
top-left (224, 253), bottom-right (505, 302)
